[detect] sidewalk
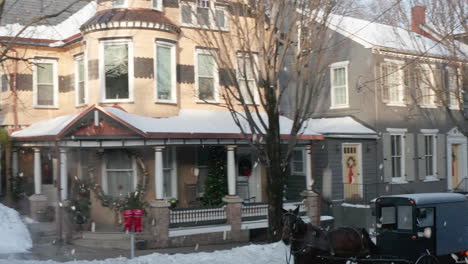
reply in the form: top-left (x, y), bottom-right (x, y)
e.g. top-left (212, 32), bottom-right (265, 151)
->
top-left (16, 241), bottom-right (253, 262)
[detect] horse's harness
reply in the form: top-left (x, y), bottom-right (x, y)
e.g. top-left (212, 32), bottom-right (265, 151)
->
top-left (283, 212), bottom-right (367, 257)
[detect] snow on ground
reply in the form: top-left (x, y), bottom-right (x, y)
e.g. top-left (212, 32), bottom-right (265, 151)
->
top-left (0, 242), bottom-right (290, 264)
top-left (0, 204), bottom-right (32, 254)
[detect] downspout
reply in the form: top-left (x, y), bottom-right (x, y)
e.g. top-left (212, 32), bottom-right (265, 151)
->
top-left (12, 48), bottom-right (18, 129)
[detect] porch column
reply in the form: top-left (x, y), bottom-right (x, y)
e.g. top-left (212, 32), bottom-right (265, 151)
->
top-left (305, 145), bottom-right (313, 191)
top-left (29, 148), bottom-right (47, 221)
top-left (154, 146), bottom-right (165, 200)
top-left (33, 148), bottom-right (42, 195)
top-left (226, 145), bottom-right (236, 196)
top-left (60, 148), bottom-right (68, 201)
top-left (12, 149), bottom-right (18, 178)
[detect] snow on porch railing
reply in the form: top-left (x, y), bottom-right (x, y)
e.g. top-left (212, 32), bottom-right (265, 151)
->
top-left (241, 201), bottom-right (305, 221)
top-left (170, 205), bottom-right (227, 227)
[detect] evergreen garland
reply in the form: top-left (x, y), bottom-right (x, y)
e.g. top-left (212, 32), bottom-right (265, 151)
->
top-left (202, 147), bottom-right (227, 206)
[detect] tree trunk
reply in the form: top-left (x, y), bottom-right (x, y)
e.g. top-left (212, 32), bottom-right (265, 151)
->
top-left (265, 112), bottom-right (284, 242)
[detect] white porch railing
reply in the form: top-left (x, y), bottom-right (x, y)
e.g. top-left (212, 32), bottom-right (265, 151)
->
top-left (241, 203), bottom-right (268, 218)
top-left (170, 206), bottom-right (227, 226)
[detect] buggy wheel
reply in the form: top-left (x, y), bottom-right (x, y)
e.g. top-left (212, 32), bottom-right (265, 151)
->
top-left (415, 254), bottom-right (439, 264)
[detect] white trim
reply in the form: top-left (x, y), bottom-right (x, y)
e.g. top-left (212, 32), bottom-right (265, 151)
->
top-left (33, 58), bottom-right (59, 108)
top-left (341, 143), bottom-right (364, 197)
top-left (74, 54), bottom-right (87, 106)
top-left (388, 132), bottom-right (406, 182)
top-left (330, 61), bottom-right (349, 109)
top-left (152, 0), bottom-right (163, 11)
top-left (386, 128), bottom-right (408, 133)
top-left (420, 129), bottom-right (439, 134)
top-left (112, 0), bottom-right (127, 8)
top-left (99, 38), bottom-right (134, 103)
top-left (447, 130), bottom-right (468, 191)
top-left (195, 48), bottom-right (219, 103)
top-left (169, 224), bottom-right (231, 237)
top-left (155, 41), bottom-right (177, 104)
top-left (422, 134), bottom-right (437, 179)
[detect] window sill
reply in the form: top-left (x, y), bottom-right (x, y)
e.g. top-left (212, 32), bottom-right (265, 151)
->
top-left (155, 100), bottom-right (177, 105)
top-left (181, 25), bottom-right (229, 32)
top-left (330, 105), bottom-right (349, 110)
top-left (423, 177), bottom-right (439, 182)
top-left (386, 102), bottom-right (406, 107)
top-left (34, 105), bottom-right (59, 109)
top-left (449, 106), bottom-right (461, 111)
top-left (196, 100), bottom-right (220, 104)
top-left (100, 99), bottom-right (134, 104)
top-left (391, 178), bottom-right (408, 184)
top-left (75, 104), bottom-right (87, 108)
top-left (419, 105), bottom-right (437, 109)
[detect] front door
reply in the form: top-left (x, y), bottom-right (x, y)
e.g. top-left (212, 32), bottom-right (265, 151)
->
top-left (342, 144), bottom-right (363, 200)
top-left (236, 147), bottom-right (261, 202)
top-left (451, 144), bottom-right (460, 189)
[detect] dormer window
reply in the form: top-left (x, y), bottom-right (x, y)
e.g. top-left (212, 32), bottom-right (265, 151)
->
top-left (112, 0), bottom-right (127, 8)
top-left (180, 0), bottom-right (228, 30)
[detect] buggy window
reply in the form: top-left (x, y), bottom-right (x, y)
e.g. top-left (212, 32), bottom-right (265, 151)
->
top-left (416, 208), bottom-right (434, 227)
top-left (381, 206), bottom-right (396, 225)
top-left (397, 206), bottom-right (413, 230)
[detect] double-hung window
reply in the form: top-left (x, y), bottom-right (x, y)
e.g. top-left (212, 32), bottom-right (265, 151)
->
top-left (382, 62), bottom-right (405, 105)
top-left (100, 39), bottom-right (133, 102)
top-left (74, 55), bottom-right (86, 106)
top-left (416, 65), bottom-right (436, 107)
top-left (196, 49), bottom-right (218, 102)
top-left (163, 147), bottom-right (177, 199)
top-left (390, 134), bottom-right (404, 180)
top-left (112, 0), bottom-right (127, 8)
top-left (237, 53), bottom-right (258, 104)
top-left (33, 59), bottom-right (58, 108)
top-left (330, 61), bottom-right (349, 108)
top-left (448, 66), bottom-right (461, 109)
top-left (103, 151), bottom-right (136, 197)
top-left (180, 1), bottom-right (228, 30)
top-left (291, 149), bottom-right (305, 175)
top-left (424, 134), bottom-right (436, 178)
top-left (155, 41), bottom-right (176, 103)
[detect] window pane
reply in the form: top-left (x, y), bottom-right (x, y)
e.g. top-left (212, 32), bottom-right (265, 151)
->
top-left (113, 0), bottom-right (125, 6)
top-left (198, 54), bottom-right (214, 76)
top-left (37, 84), bottom-right (54, 105)
top-left (105, 43), bottom-right (129, 99)
top-left (152, 0), bottom-right (159, 9)
top-left (157, 45), bottom-right (172, 100)
top-left (381, 206), bottom-right (396, 224)
top-left (78, 60), bottom-right (85, 82)
top-left (333, 67), bottom-right (345, 86)
top-left (199, 77), bottom-right (214, 100)
top-left (416, 208), bottom-right (434, 227)
top-left (239, 80), bottom-right (255, 104)
top-left (334, 86), bottom-right (346, 105)
top-left (163, 169), bottom-right (172, 197)
top-left (106, 151), bottom-right (132, 169)
top-left (397, 206), bottom-right (413, 230)
top-left (37, 63), bottom-right (53, 84)
top-left (197, 7), bottom-right (209, 26)
top-left (78, 82), bottom-right (85, 105)
top-left (215, 8), bottom-right (225, 28)
top-left (107, 171), bottom-right (133, 197)
top-left (181, 5), bottom-right (192, 24)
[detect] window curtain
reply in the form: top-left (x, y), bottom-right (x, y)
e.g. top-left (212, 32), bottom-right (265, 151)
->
top-left (106, 151), bottom-right (134, 197)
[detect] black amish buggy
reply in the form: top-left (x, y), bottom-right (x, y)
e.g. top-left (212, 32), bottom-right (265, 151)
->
top-left (375, 193), bottom-right (468, 264)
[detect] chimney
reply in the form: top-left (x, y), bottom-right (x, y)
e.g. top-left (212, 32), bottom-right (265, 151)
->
top-left (411, 5), bottom-right (426, 35)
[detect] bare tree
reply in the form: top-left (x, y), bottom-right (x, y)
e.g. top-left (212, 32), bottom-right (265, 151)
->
top-left (183, 0), bottom-right (350, 241)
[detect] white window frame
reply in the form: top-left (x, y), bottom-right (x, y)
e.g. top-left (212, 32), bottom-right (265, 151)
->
top-left (237, 52), bottom-right (259, 105)
top-left (112, 0), bottom-right (127, 8)
top-left (329, 61), bottom-right (349, 109)
top-left (155, 40), bottom-right (177, 104)
top-left (99, 38), bottom-right (134, 103)
top-left (195, 49), bottom-right (219, 103)
top-left (382, 60), bottom-right (405, 106)
top-left (163, 147), bottom-right (178, 199)
top-left (291, 148), bottom-right (305, 175)
top-left (387, 129), bottom-right (406, 183)
top-left (152, 0), bottom-right (163, 11)
top-left (33, 58), bottom-right (59, 108)
top-left (448, 66), bottom-right (462, 110)
top-left (180, 1), bottom-right (229, 31)
top-left (417, 64), bottom-right (437, 108)
top-left (101, 152), bottom-right (137, 196)
top-left (74, 54), bottom-right (87, 107)
top-left (421, 129), bottom-right (438, 180)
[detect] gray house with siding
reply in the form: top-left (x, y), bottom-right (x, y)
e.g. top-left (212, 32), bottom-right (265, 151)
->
top-left (284, 8), bottom-right (468, 228)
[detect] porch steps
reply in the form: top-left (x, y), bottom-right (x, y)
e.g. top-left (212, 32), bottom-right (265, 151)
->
top-left (73, 232), bottom-right (145, 250)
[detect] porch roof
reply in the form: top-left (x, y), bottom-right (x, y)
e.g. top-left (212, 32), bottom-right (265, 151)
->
top-left (10, 105), bottom-right (375, 142)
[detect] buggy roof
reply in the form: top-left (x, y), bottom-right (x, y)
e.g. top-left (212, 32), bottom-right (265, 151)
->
top-left (378, 193), bottom-right (467, 205)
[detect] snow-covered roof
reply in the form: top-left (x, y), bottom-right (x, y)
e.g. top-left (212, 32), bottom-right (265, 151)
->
top-left (322, 13), bottom-right (468, 58)
top-left (0, 1), bottom-right (96, 43)
top-left (378, 193), bottom-right (467, 205)
top-left (11, 106), bottom-right (376, 140)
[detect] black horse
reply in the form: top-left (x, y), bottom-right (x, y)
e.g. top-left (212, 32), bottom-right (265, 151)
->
top-left (282, 206), bottom-right (379, 264)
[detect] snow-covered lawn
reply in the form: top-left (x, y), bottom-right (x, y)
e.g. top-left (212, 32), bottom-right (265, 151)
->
top-left (0, 243), bottom-right (290, 264)
top-left (0, 203), bottom-right (32, 254)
